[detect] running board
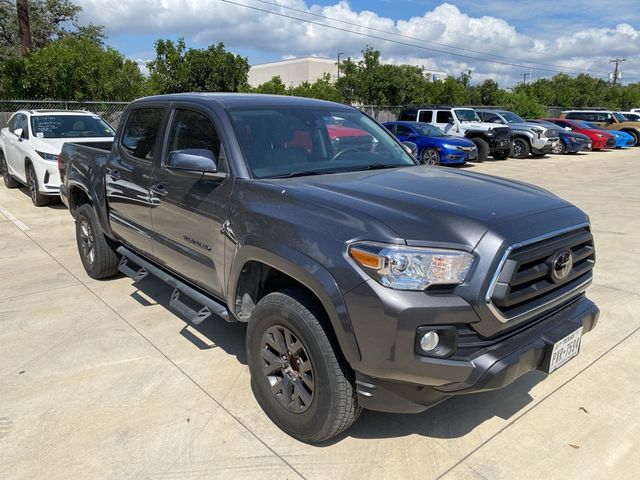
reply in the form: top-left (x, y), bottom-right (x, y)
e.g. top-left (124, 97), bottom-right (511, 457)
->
top-left (116, 246), bottom-right (234, 324)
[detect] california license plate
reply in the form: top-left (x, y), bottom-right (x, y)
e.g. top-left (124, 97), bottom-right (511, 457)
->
top-left (548, 328), bottom-right (583, 373)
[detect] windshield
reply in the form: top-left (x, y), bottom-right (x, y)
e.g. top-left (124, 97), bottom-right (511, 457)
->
top-left (613, 112), bottom-right (627, 122)
top-left (30, 114), bottom-right (115, 139)
top-left (500, 111), bottom-right (526, 123)
top-left (412, 124), bottom-right (448, 137)
top-left (228, 107), bottom-right (416, 179)
top-left (454, 109), bottom-right (480, 122)
top-left (580, 121), bottom-right (602, 130)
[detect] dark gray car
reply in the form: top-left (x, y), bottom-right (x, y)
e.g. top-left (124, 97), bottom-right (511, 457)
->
top-left (58, 94), bottom-right (599, 443)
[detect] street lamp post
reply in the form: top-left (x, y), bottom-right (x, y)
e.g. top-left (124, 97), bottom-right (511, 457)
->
top-left (337, 52), bottom-right (344, 79)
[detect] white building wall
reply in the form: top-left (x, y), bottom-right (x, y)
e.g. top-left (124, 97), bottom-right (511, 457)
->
top-left (248, 57), bottom-right (338, 87)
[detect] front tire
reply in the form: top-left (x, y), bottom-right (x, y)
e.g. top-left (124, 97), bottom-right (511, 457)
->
top-left (552, 141), bottom-right (565, 154)
top-left (421, 148), bottom-right (440, 165)
top-left (510, 138), bottom-right (531, 159)
top-left (1, 152), bottom-right (20, 188)
top-left (469, 138), bottom-right (488, 162)
top-left (75, 204), bottom-right (120, 279)
top-left (247, 289), bottom-right (361, 443)
top-left (26, 163), bottom-right (49, 206)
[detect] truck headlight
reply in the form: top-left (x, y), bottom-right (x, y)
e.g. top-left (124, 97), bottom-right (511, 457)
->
top-left (348, 242), bottom-right (474, 290)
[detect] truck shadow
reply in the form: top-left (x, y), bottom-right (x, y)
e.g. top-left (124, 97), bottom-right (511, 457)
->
top-left (334, 371), bottom-right (545, 443)
top-left (128, 275), bottom-right (248, 364)
top-left (128, 273), bottom-right (544, 443)
top-left (16, 186), bottom-right (67, 209)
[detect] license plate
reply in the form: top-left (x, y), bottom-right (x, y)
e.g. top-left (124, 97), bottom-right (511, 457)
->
top-left (468, 152), bottom-right (477, 159)
top-left (551, 141), bottom-right (559, 147)
top-left (499, 140), bottom-right (510, 147)
top-left (548, 328), bottom-right (583, 373)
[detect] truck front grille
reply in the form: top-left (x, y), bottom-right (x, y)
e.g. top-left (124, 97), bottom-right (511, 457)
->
top-left (544, 128), bottom-right (560, 138)
top-left (490, 226), bottom-right (595, 320)
top-left (492, 127), bottom-right (511, 139)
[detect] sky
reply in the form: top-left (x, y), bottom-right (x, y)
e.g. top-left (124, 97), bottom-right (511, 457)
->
top-left (75, 0), bottom-right (640, 86)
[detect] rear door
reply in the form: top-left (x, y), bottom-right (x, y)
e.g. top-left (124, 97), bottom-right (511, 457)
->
top-left (106, 105), bottom-right (167, 253)
top-left (6, 113), bottom-right (30, 181)
top-left (434, 110), bottom-right (454, 132)
top-left (149, 104), bottom-right (233, 297)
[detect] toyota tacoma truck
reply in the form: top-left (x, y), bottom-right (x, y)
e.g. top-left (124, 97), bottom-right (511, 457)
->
top-left (59, 94), bottom-right (599, 443)
top-left (476, 109), bottom-right (560, 159)
top-left (398, 105), bottom-right (513, 161)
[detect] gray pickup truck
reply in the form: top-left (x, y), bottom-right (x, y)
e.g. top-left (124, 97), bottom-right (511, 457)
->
top-left (59, 93), bottom-right (599, 443)
top-left (476, 109), bottom-right (561, 159)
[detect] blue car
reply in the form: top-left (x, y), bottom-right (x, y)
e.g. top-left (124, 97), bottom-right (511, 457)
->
top-left (582, 122), bottom-right (634, 148)
top-left (528, 119), bottom-right (592, 153)
top-left (383, 121), bottom-right (477, 165)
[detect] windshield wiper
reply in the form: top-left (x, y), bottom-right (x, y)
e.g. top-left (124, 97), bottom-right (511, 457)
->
top-left (357, 163), bottom-right (401, 171)
top-left (269, 170), bottom-right (329, 179)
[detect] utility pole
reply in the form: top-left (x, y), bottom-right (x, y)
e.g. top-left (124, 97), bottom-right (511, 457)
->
top-left (609, 58), bottom-right (626, 86)
top-left (337, 52), bottom-right (344, 79)
top-left (520, 73), bottom-right (529, 85)
top-left (16, 0), bottom-right (32, 55)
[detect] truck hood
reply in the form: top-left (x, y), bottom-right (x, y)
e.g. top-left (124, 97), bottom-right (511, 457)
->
top-left (273, 165), bottom-right (572, 249)
top-left (29, 137), bottom-right (114, 155)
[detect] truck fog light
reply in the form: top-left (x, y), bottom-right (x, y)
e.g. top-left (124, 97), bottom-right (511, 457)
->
top-left (420, 331), bottom-right (440, 352)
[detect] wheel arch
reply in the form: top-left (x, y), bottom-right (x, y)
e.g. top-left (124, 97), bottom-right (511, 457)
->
top-left (228, 244), bottom-right (361, 364)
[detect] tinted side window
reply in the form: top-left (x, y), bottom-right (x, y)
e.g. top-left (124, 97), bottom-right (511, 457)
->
top-left (418, 110), bottom-right (432, 122)
top-left (7, 115), bottom-right (16, 132)
top-left (399, 109), bottom-right (417, 121)
top-left (596, 113), bottom-right (611, 122)
top-left (395, 124), bottom-right (414, 136)
top-left (121, 108), bottom-right (165, 161)
top-left (167, 109), bottom-right (227, 173)
top-left (436, 111), bottom-right (454, 123)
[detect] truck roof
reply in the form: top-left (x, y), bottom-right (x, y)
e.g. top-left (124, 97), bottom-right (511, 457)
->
top-left (133, 92), bottom-right (349, 110)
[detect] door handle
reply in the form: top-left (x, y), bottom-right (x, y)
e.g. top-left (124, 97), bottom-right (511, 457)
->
top-left (151, 183), bottom-right (168, 197)
top-left (107, 168), bottom-right (121, 180)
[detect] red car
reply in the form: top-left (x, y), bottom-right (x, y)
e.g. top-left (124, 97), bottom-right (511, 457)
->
top-left (541, 118), bottom-right (615, 150)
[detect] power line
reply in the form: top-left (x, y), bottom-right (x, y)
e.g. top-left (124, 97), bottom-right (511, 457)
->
top-left (220, 0), bottom-right (640, 78)
top-left (250, 0), bottom-right (629, 77)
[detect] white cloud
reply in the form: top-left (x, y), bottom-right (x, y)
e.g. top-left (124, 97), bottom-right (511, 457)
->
top-left (76, 0), bottom-right (640, 85)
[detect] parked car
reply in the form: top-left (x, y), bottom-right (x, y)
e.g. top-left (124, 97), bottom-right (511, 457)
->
top-left (618, 111), bottom-right (640, 122)
top-left (0, 110), bottom-right (115, 206)
top-left (476, 109), bottom-right (560, 159)
top-left (398, 105), bottom-right (512, 161)
top-left (582, 122), bottom-right (634, 148)
top-left (527, 120), bottom-right (592, 154)
top-left (560, 110), bottom-right (640, 146)
top-left (59, 93), bottom-right (599, 443)
top-left (383, 121), bottom-right (476, 165)
top-left (541, 118), bottom-right (615, 150)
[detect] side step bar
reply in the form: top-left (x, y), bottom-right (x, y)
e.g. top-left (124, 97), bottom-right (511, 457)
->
top-left (116, 246), bottom-right (234, 325)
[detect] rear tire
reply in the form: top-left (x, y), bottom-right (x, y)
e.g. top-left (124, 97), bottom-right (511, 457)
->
top-left (26, 163), bottom-right (49, 206)
top-left (510, 138), bottom-right (531, 159)
top-left (469, 138), bottom-right (488, 162)
top-left (247, 289), bottom-right (361, 443)
top-left (75, 203), bottom-right (120, 279)
top-left (0, 152), bottom-right (19, 188)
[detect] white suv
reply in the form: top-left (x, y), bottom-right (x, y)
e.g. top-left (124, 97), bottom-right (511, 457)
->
top-left (0, 110), bottom-right (115, 206)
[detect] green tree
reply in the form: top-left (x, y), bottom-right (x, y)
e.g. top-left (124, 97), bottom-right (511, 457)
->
top-left (0, 0), bottom-right (104, 60)
top-left (147, 38), bottom-right (249, 94)
top-left (472, 79), bottom-right (506, 106)
top-left (252, 75), bottom-right (287, 95)
top-left (2, 36), bottom-right (145, 100)
top-left (503, 91), bottom-right (546, 118)
top-left (288, 74), bottom-right (341, 102)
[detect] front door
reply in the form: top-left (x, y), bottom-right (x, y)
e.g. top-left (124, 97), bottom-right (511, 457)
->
top-left (106, 106), bottom-right (166, 253)
top-left (150, 106), bottom-right (232, 297)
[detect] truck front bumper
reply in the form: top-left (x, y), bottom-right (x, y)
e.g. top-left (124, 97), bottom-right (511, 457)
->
top-left (347, 288), bottom-right (598, 413)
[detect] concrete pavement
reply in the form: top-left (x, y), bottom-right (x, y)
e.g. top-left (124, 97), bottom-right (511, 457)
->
top-left (1, 148), bottom-right (639, 479)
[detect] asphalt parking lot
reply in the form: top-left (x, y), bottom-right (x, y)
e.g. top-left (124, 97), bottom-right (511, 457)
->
top-left (1, 149), bottom-right (639, 480)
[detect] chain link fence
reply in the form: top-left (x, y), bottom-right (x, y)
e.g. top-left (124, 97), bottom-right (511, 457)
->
top-left (0, 100), bottom-right (129, 129)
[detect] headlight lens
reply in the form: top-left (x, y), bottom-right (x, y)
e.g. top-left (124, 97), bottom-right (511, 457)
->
top-left (36, 150), bottom-right (58, 161)
top-left (348, 242), bottom-right (474, 290)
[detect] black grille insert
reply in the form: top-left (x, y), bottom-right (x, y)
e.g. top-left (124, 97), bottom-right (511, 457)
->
top-left (491, 226), bottom-right (595, 319)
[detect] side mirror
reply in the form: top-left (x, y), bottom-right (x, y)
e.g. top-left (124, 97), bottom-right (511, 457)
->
top-left (491, 118), bottom-right (503, 124)
top-left (407, 132), bottom-right (418, 139)
top-left (14, 128), bottom-right (24, 140)
top-left (564, 127), bottom-right (572, 131)
top-left (166, 149), bottom-right (217, 177)
top-left (401, 141), bottom-right (418, 157)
